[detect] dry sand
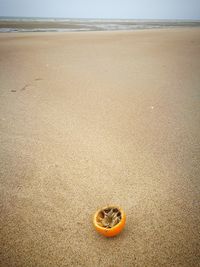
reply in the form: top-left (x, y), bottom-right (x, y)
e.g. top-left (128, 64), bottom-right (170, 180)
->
top-left (0, 28), bottom-right (200, 266)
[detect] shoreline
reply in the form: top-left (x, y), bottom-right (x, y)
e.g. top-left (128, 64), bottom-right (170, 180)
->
top-left (1, 18), bottom-right (200, 33)
top-left (0, 26), bottom-right (200, 37)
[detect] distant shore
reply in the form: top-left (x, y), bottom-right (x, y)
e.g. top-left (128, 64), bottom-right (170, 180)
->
top-left (0, 28), bottom-right (200, 266)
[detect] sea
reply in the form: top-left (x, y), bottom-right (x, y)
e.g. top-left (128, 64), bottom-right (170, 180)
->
top-left (0, 17), bottom-right (200, 33)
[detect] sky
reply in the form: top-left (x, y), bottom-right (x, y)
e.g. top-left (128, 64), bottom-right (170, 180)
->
top-left (0, 0), bottom-right (200, 19)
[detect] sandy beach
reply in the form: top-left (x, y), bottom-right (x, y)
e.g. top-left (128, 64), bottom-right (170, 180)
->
top-left (0, 28), bottom-right (200, 266)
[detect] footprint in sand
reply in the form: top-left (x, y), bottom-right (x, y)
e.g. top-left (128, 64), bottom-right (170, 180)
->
top-left (13, 78), bottom-right (43, 93)
top-left (21, 84), bottom-right (30, 91)
top-left (21, 78), bottom-right (43, 91)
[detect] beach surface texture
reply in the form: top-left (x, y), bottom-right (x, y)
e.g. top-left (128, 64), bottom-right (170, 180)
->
top-left (0, 28), bottom-right (200, 266)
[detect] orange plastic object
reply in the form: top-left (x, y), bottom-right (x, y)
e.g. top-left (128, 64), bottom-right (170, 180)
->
top-left (93, 206), bottom-right (126, 237)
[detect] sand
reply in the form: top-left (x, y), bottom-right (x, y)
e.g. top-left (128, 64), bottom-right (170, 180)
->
top-left (0, 28), bottom-right (200, 266)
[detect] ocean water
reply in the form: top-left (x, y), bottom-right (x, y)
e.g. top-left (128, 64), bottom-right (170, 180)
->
top-left (0, 17), bottom-right (200, 33)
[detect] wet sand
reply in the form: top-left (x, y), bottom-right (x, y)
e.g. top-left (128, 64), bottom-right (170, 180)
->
top-left (0, 28), bottom-right (200, 266)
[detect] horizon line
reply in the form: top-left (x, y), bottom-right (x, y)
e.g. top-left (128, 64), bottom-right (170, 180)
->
top-left (0, 16), bottom-right (200, 21)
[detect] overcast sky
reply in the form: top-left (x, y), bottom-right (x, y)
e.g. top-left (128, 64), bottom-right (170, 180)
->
top-left (0, 0), bottom-right (200, 19)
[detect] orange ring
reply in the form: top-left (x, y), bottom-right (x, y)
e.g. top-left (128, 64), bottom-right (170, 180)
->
top-left (93, 206), bottom-right (126, 237)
